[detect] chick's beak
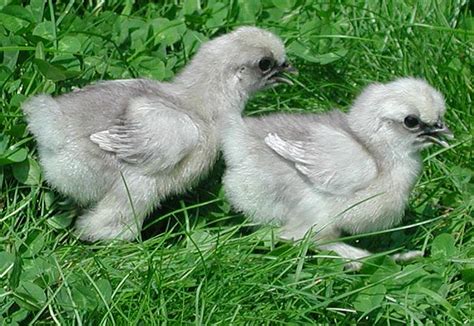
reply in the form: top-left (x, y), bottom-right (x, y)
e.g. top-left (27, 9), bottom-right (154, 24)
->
top-left (419, 122), bottom-right (454, 148)
top-left (267, 61), bottom-right (298, 86)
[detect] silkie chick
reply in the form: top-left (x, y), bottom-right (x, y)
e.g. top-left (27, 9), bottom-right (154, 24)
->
top-left (22, 27), bottom-right (295, 241)
top-left (222, 78), bottom-right (453, 269)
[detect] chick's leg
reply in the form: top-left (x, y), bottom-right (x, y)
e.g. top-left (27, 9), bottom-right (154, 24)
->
top-left (319, 242), bottom-right (372, 271)
top-left (280, 222), bottom-right (371, 270)
top-left (279, 218), bottom-right (370, 269)
top-left (391, 250), bottom-right (424, 262)
top-left (74, 173), bottom-right (157, 242)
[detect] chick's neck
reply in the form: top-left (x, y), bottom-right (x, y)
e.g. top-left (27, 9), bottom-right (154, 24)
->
top-left (357, 136), bottom-right (423, 200)
top-left (171, 61), bottom-right (248, 122)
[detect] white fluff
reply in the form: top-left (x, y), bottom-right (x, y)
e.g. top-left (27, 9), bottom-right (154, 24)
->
top-left (222, 78), bottom-right (452, 269)
top-left (22, 27), bottom-right (294, 241)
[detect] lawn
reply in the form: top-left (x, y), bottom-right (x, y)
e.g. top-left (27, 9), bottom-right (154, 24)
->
top-left (0, 0), bottom-right (472, 324)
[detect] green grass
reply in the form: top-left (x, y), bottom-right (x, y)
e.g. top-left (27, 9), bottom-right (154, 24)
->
top-left (1, 0), bottom-right (473, 324)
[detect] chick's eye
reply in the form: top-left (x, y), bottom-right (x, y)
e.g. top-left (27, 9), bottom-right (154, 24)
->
top-left (404, 115), bottom-right (420, 128)
top-left (258, 57), bottom-right (274, 72)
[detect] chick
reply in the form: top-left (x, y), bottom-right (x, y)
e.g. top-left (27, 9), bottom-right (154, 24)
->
top-left (222, 78), bottom-right (453, 269)
top-left (22, 27), bottom-right (295, 241)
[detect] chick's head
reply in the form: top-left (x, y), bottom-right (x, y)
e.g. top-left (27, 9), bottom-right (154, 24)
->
top-left (189, 26), bottom-right (296, 97)
top-left (348, 78), bottom-right (452, 154)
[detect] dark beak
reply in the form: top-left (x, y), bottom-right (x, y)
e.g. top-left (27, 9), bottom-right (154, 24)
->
top-left (418, 123), bottom-right (454, 148)
top-left (268, 61), bottom-right (298, 86)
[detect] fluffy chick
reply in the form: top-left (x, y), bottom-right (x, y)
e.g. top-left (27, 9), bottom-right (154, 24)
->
top-left (222, 78), bottom-right (453, 269)
top-left (22, 27), bottom-right (294, 241)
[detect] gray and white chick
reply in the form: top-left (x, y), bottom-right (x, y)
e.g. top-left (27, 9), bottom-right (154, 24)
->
top-left (222, 78), bottom-right (453, 269)
top-left (22, 27), bottom-right (294, 241)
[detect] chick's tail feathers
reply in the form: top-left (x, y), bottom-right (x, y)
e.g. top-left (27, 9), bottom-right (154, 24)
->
top-left (22, 95), bottom-right (65, 150)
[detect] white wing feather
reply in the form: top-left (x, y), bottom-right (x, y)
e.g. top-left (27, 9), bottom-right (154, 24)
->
top-left (265, 126), bottom-right (378, 195)
top-left (90, 102), bottom-right (199, 172)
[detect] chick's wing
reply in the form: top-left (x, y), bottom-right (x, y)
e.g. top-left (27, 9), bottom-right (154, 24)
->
top-left (264, 124), bottom-right (378, 196)
top-left (90, 99), bottom-right (199, 173)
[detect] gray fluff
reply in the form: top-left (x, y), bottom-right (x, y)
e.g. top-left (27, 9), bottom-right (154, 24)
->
top-left (222, 78), bottom-right (453, 270)
top-left (22, 26), bottom-right (293, 241)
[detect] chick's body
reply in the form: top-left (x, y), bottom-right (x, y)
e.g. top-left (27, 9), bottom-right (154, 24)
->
top-left (31, 80), bottom-right (218, 205)
top-left (224, 112), bottom-right (419, 237)
top-left (223, 78), bottom-right (451, 267)
top-left (23, 27), bottom-right (292, 241)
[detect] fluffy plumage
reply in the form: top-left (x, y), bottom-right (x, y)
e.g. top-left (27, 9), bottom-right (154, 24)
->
top-left (222, 78), bottom-right (452, 269)
top-left (22, 27), bottom-right (294, 241)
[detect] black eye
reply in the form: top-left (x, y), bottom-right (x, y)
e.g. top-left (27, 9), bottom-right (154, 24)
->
top-left (404, 115), bottom-right (420, 128)
top-left (258, 57), bottom-right (275, 72)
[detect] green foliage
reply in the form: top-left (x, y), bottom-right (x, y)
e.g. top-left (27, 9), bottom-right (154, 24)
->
top-left (0, 0), bottom-right (472, 324)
